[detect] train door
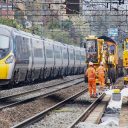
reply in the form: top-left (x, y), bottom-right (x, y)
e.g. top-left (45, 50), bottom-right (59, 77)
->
top-left (61, 44), bottom-right (68, 76)
top-left (43, 39), bottom-right (54, 79)
top-left (53, 42), bottom-right (62, 77)
top-left (31, 38), bottom-right (45, 80)
top-left (14, 34), bottom-right (31, 82)
top-left (68, 45), bottom-right (75, 75)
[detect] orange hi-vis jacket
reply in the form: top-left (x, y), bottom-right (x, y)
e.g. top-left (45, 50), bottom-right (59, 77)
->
top-left (97, 66), bottom-right (105, 77)
top-left (86, 67), bottom-right (96, 80)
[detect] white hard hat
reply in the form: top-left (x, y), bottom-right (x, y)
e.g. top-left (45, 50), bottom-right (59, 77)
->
top-left (100, 62), bottom-right (104, 65)
top-left (89, 61), bottom-right (93, 66)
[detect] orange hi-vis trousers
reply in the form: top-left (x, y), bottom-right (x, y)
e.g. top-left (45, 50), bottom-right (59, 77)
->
top-left (98, 75), bottom-right (105, 87)
top-left (88, 79), bottom-right (96, 96)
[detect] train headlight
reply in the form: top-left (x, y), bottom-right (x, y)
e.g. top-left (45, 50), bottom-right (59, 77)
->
top-left (5, 55), bottom-right (14, 64)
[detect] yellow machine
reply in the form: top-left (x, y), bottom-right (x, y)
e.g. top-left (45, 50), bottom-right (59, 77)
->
top-left (85, 35), bottom-right (118, 84)
top-left (123, 38), bottom-right (128, 84)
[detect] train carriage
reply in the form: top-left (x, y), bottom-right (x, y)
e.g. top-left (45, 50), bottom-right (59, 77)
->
top-left (0, 24), bottom-right (86, 88)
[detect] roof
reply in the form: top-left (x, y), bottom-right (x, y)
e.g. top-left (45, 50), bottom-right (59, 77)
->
top-left (98, 36), bottom-right (117, 44)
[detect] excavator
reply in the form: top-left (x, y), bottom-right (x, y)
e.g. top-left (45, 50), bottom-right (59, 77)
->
top-left (85, 35), bottom-right (119, 84)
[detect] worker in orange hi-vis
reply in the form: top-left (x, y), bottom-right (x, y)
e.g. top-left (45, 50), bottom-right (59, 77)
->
top-left (85, 62), bottom-right (97, 98)
top-left (97, 62), bottom-right (105, 90)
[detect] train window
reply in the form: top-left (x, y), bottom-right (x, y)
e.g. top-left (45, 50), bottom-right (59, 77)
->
top-left (75, 51), bottom-right (80, 60)
top-left (76, 54), bottom-right (80, 60)
top-left (109, 45), bottom-right (115, 54)
top-left (86, 40), bottom-right (98, 63)
top-left (46, 49), bottom-right (53, 58)
top-left (15, 36), bottom-right (30, 60)
top-left (54, 50), bottom-right (61, 59)
top-left (81, 55), bottom-right (85, 62)
top-left (32, 40), bottom-right (43, 58)
top-left (63, 52), bottom-right (68, 59)
top-left (70, 53), bottom-right (74, 60)
top-left (34, 48), bottom-right (43, 57)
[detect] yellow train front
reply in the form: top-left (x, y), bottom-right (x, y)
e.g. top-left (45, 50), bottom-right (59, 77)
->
top-left (0, 25), bottom-right (15, 85)
top-left (123, 38), bottom-right (128, 85)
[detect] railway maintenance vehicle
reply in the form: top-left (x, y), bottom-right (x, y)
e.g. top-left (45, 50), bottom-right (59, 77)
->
top-left (85, 35), bottom-right (119, 84)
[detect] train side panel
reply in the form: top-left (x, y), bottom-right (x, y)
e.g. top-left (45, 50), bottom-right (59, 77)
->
top-left (68, 45), bottom-right (75, 75)
top-left (53, 42), bottom-right (63, 77)
top-left (80, 48), bottom-right (86, 73)
top-left (61, 44), bottom-right (69, 76)
top-left (31, 38), bottom-right (45, 80)
top-left (43, 39), bottom-right (54, 79)
top-left (74, 47), bottom-right (81, 74)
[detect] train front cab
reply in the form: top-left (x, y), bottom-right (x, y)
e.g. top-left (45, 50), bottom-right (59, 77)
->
top-left (0, 25), bottom-right (15, 85)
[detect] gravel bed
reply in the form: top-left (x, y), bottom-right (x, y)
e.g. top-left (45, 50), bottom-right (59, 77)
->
top-left (0, 75), bottom-right (83, 98)
top-left (0, 82), bottom-right (86, 128)
top-left (13, 78), bottom-right (84, 101)
top-left (26, 92), bottom-right (91, 128)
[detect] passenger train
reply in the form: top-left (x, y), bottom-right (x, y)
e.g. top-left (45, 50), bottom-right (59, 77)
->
top-left (0, 25), bottom-right (86, 87)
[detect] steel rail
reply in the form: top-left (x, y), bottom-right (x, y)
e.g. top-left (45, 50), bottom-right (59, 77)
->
top-left (67, 93), bottom-right (106, 128)
top-left (0, 79), bottom-right (84, 110)
top-left (0, 76), bottom-right (83, 101)
top-left (11, 88), bottom-right (88, 128)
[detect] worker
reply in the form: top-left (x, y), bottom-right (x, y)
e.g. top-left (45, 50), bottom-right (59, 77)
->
top-left (85, 62), bottom-right (97, 98)
top-left (97, 62), bottom-right (105, 90)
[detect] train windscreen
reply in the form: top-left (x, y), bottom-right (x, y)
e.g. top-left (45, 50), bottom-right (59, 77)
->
top-left (109, 45), bottom-right (115, 54)
top-left (86, 40), bottom-right (98, 63)
top-left (0, 35), bottom-right (10, 59)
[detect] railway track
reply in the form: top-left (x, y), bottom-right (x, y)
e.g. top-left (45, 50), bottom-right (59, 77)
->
top-left (11, 89), bottom-right (107, 128)
top-left (0, 77), bottom-right (84, 110)
top-left (11, 88), bottom-right (88, 128)
top-left (68, 93), bottom-right (106, 128)
top-left (0, 75), bottom-right (83, 97)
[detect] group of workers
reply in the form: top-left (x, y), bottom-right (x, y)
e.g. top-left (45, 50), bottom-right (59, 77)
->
top-left (85, 61), bottom-right (105, 98)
